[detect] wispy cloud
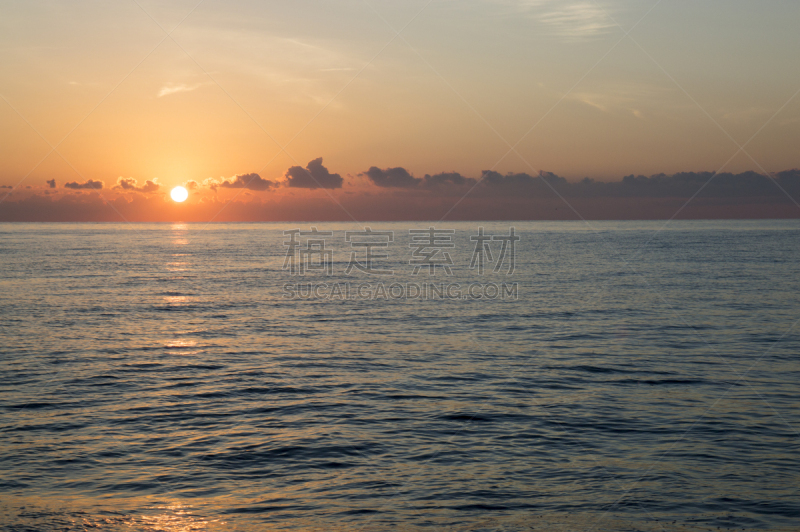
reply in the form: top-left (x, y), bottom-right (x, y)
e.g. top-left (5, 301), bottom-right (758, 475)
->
top-left (495, 0), bottom-right (615, 38)
top-left (174, 26), bottom-right (358, 105)
top-left (157, 83), bottom-right (203, 98)
top-left (569, 82), bottom-right (678, 117)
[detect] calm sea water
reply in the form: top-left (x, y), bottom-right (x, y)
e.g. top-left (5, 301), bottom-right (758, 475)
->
top-left (1, 221), bottom-right (799, 531)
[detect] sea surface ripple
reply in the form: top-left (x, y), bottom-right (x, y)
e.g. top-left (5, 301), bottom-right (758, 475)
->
top-left (1, 221), bottom-right (799, 531)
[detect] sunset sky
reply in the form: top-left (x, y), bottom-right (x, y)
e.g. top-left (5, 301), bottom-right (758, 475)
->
top-left (1, 0), bottom-right (799, 220)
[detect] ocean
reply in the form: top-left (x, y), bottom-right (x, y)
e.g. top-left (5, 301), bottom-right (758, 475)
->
top-left (1, 220), bottom-right (799, 531)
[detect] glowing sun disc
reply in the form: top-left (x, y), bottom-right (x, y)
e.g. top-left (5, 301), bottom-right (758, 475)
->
top-left (170, 186), bottom-right (188, 202)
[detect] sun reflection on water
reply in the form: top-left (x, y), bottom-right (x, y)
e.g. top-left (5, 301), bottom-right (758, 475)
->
top-left (136, 504), bottom-right (223, 532)
top-left (166, 262), bottom-right (188, 272)
top-left (165, 338), bottom-right (200, 355)
top-left (171, 223), bottom-right (189, 246)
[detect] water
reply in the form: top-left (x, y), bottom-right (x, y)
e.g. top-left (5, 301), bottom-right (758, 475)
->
top-left (1, 221), bottom-right (799, 531)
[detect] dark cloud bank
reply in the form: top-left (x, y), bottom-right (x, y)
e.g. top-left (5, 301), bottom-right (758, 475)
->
top-left (348, 167), bottom-right (800, 220)
top-left (364, 167), bottom-right (800, 200)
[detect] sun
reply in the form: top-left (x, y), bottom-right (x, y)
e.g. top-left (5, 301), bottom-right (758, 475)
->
top-left (170, 186), bottom-right (188, 203)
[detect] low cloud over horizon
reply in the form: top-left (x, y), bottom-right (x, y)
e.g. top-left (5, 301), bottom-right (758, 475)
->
top-left (64, 179), bottom-right (104, 190)
top-left (205, 173), bottom-right (276, 192)
top-left (3, 165), bottom-right (799, 222)
top-left (114, 177), bottom-right (161, 193)
top-left (362, 166), bottom-right (800, 199)
top-left (363, 167), bottom-right (476, 189)
top-left (285, 158), bottom-right (344, 189)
